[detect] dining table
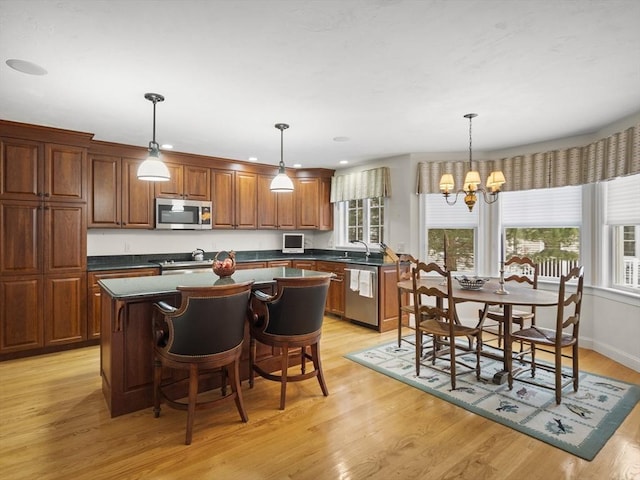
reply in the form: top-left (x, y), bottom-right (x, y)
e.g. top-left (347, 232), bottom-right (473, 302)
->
top-left (396, 276), bottom-right (559, 384)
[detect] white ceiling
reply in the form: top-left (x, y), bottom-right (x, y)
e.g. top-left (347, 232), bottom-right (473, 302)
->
top-left (1, 0), bottom-right (639, 170)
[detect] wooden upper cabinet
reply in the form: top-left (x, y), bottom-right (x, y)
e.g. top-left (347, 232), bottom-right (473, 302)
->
top-left (44, 143), bottom-right (87, 202)
top-left (154, 163), bottom-right (210, 200)
top-left (235, 171), bottom-right (257, 229)
top-left (319, 176), bottom-right (333, 230)
top-left (257, 174), bottom-right (295, 229)
top-left (296, 177), bottom-right (320, 229)
top-left (88, 154), bottom-right (154, 229)
top-left (44, 203), bottom-right (87, 273)
top-left (212, 169), bottom-right (257, 229)
top-left (0, 138), bottom-right (43, 201)
top-left (0, 201), bottom-right (42, 275)
top-left (211, 169), bottom-right (235, 228)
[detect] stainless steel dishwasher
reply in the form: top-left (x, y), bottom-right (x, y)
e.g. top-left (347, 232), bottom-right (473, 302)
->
top-left (344, 264), bottom-right (378, 327)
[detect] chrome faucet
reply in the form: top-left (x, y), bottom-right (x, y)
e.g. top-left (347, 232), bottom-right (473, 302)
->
top-left (350, 240), bottom-right (370, 259)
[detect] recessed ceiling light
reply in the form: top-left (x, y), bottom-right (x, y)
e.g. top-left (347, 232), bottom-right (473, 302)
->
top-left (339, 160), bottom-right (349, 164)
top-left (333, 136), bottom-right (350, 142)
top-left (248, 156), bottom-right (258, 162)
top-left (6, 59), bottom-right (47, 75)
top-left (293, 163), bottom-right (302, 168)
top-left (161, 144), bottom-right (173, 149)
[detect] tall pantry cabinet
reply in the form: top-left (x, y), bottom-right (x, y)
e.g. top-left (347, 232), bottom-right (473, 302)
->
top-left (0, 123), bottom-right (91, 356)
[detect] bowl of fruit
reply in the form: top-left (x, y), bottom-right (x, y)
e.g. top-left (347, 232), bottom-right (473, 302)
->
top-left (213, 250), bottom-right (236, 278)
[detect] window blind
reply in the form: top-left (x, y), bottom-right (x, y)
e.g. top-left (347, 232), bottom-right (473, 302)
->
top-left (605, 174), bottom-right (640, 225)
top-left (502, 186), bottom-right (582, 227)
top-left (424, 193), bottom-right (478, 227)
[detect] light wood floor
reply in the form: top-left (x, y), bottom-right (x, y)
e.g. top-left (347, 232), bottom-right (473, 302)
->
top-left (1, 316), bottom-right (638, 480)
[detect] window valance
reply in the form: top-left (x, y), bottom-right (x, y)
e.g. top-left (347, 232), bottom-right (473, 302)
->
top-left (416, 122), bottom-right (640, 194)
top-left (330, 166), bottom-right (391, 202)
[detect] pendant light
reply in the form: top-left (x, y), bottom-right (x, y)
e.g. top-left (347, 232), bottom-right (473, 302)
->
top-left (137, 92), bottom-right (171, 181)
top-left (270, 123), bottom-right (294, 192)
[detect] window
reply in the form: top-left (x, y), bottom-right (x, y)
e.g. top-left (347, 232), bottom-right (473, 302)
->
top-left (605, 174), bottom-right (640, 290)
top-left (422, 194), bottom-right (478, 273)
top-left (339, 197), bottom-right (385, 245)
top-left (502, 186), bottom-right (582, 279)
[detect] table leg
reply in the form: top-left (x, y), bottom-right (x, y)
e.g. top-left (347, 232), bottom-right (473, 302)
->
top-left (491, 304), bottom-right (513, 385)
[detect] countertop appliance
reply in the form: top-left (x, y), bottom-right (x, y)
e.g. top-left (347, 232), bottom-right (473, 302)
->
top-left (155, 198), bottom-right (212, 230)
top-left (282, 233), bottom-right (304, 253)
top-left (344, 264), bottom-right (378, 327)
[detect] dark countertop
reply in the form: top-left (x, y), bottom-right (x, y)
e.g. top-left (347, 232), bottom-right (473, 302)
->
top-left (98, 267), bottom-right (332, 300)
top-left (87, 249), bottom-right (395, 272)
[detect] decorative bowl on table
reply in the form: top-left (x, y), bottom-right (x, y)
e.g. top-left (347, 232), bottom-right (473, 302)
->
top-left (455, 275), bottom-right (490, 290)
top-left (213, 250), bottom-right (236, 278)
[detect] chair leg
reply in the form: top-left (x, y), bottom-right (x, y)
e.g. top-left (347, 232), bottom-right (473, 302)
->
top-left (221, 366), bottom-right (228, 396)
top-left (555, 348), bottom-right (562, 404)
top-left (153, 358), bottom-right (162, 418)
top-left (475, 333), bottom-right (481, 380)
top-left (279, 345), bottom-right (289, 410)
top-left (497, 321), bottom-right (503, 348)
top-left (415, 327), bottom-right (421, 376)
top-left (249, 337), bottom-right (256, 388)
top-left (311, 342), bottom-right (329, 397)
top-left (449, 336), bottom-right (457, 390)
top-left (300, 346), bottom-right (307, 375)
top-left (573, 343), bottom-right (579, 393)
top-left (185, 363), bottom-right (199, 445)
top-left (230, 358), bottom-right (248, 422)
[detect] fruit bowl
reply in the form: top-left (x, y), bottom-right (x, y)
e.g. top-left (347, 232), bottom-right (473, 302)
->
top-left (213, 250), bottom-right (236, 278)
top-left (455, 275), bottom-right (489, 290)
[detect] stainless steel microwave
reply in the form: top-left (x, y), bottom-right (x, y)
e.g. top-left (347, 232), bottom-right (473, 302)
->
top-left (155, 199), bottom-right (212, 230)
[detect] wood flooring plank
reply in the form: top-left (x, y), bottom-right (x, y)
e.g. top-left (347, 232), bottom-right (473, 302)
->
top-left (0, 316), bottom-right (638, 479)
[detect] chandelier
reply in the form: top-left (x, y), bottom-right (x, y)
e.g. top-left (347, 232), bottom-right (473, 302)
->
top-left (439, 113), bottom-right (505, 212)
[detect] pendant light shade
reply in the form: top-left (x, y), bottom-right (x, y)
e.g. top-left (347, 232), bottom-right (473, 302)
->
top-left (137, 93), bottom-right (170, 182)
top-left (270, 123), bottom-right (294, 192)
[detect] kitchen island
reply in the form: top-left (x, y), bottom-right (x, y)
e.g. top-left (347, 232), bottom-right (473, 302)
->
top-left (99, 267), bottom-right (331, 417)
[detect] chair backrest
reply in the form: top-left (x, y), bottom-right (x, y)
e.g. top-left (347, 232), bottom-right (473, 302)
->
top-left (411, 261), bottom-right (454, 325)
top-left (164, 281), bottom-right (253, 356)
top-left (396, 253), bottom-right (418, 282)
top-left (504, 256), bottom-right (539, 288)
top-left (555, 265), bottom-right (584, 343)
top-left (262, 276), bottom-right (330, 336)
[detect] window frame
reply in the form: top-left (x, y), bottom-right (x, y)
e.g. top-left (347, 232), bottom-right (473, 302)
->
top-left (336, 196), bottom-right (386, 247)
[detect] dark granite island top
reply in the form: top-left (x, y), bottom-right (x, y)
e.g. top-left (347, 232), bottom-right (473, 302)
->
top-left (98, 267), bottom-right (331, 300)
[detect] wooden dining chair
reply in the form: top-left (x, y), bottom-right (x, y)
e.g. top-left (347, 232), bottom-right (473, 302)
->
top-left (152, 281), bottom-right (254, 445)
top-left (508, 265), bottom-right (584, 404)
top-left (413, 262), bottom-right (484, 390)
top-left (396, 253), bottom-right (419, 347)
top-left (479, 256), bottom-right (539, 351)
top-left (249, 276), bottom-right (331, 410)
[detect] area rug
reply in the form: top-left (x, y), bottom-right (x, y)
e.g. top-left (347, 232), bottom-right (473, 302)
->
top-left (345, 340), bottom-right (640, 461)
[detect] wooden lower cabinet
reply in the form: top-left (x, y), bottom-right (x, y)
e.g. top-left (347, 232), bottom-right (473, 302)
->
top-left (316, 261), bottom-right (345, 316)
top-left (378, 265), bottom-right (401, 333)
top-left (0, 273), bottom-right (87, 356)
top-left (87, 268), bottom-right (159, 340)
top-left (267, 260), bottom-right (291, 268)
top-left (292, 260), bottom-right (316, 270)
top-left (235, 261), bottom-right (267, 270)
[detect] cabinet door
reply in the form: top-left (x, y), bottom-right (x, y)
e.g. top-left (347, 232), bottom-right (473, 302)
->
top-left (296, 177), bottom-right (320, 229)
top-left (257, 175), bottom-right (277, 229)
top-left (235, 171), bottom-right (257, 229)
top-left (292, 260), bottom-right (316, 270)
top-left (44, 144), bottom-right (87, 202)
top-left (212, 169), bottom-right (235, 228)
top-left (319, 177), bottom-right (333, 230)
top-left (0, 201), bottom-right (42, 275)
top-left (267, 260), bottom-right (291, 268)
top-left (0, 276), bottom-right (44, 353)
top-left (184, 165), bottom-right (210, 200)
top-left (122, 158), bottom-right (154, 228)
top-left (0, 137), bottom-right (43, 201)
top-left (43, 203), bottom-right (86, 273)
top-left (88, 154), bottom-right (121, 228)
top-left (44, 273), bottom-right (86, 346)
top-left (277, 191), bottom-right (296, 229)
top-left (154, 163), bottom-right (183, 199)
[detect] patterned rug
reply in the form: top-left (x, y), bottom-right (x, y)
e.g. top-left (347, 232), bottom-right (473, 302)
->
top-left (345, 340), bottom-right (640, 461)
